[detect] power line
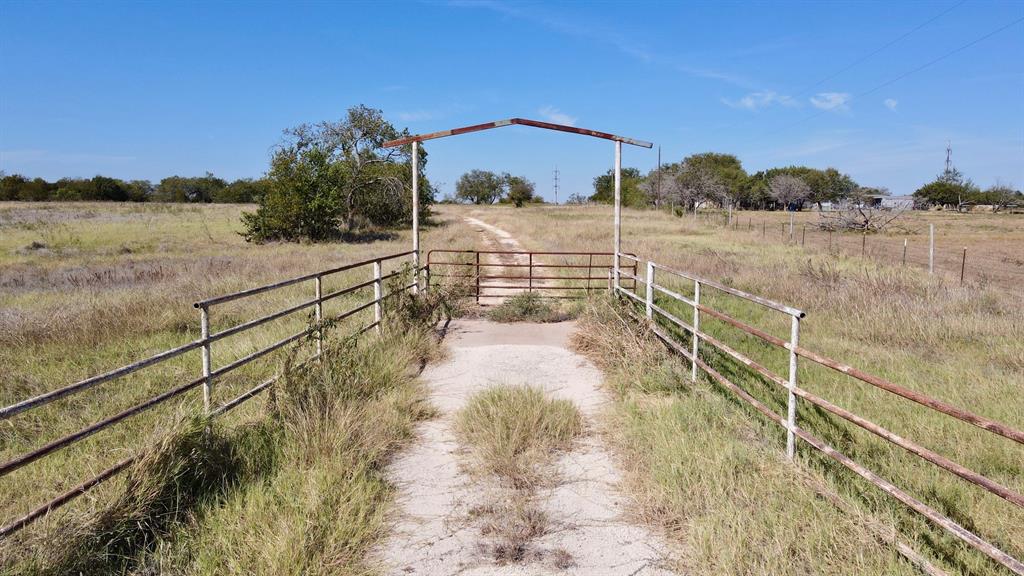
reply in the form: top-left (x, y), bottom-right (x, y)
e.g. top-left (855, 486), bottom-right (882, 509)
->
top-left (713, 2), bottom-right (964, 136)
top-left (789, 0), bottom-right (966, 100)
top-left (749, 14), bottom-right (1024, 143)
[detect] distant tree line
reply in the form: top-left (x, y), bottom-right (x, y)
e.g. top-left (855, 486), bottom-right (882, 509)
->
top-left (447, 170), bottom-right (541, 207)
top-left (584, 152), bottom-right (1021, 213)
top-left (912, 165), bottom-right (1021, 212)
top-left (0, 171), bottom-right (271, 203)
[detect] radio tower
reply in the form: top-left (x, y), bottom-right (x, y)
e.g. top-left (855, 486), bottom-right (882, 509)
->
top-left (945, 141), bottom-right (953, 174)
top-left (553, 166), bottom-right (560, 205)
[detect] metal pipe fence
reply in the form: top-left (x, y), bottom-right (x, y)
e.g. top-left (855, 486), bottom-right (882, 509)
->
top-left (0, 250), bottom-right (423, 538)
top-left (614, 252), bottom-right (1024, 575)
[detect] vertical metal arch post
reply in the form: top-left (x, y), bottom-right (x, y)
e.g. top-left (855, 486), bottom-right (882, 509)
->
top-left (411, 140), bottom-right (420, 294)
top-left (613, 140), bottom-right (622, 290)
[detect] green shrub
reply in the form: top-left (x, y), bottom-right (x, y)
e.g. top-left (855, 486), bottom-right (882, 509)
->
top-left (486, 292), bottom-right (567, 323)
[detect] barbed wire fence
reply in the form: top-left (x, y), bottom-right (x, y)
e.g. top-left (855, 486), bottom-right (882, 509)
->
top-left (693, 211), bottom-right (1024, 296)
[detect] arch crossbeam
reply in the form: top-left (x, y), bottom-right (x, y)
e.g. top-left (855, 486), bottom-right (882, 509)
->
top-left (381, 117), bottom-right (653, 149)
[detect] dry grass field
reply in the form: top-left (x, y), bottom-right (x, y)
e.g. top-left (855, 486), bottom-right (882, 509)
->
top-left (444, 203), bottom-right (1023, 575)
top-left (2, 201), bottom-right (1020, 574)
top-left (0, 201), bottom-right (476, 572)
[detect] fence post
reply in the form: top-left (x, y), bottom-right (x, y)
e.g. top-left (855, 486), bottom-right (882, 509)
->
top-left (586, 253), bottom-right (593, 294)
top-left (960, 247), bottom-right (967, 285)
top-left (475, 251), bottom-right (481, 305)
top-left (200, 305), bottom-right (212, 416)
top-left (762, 220), bottom-right (766, 237)
top-left (789, 212), bottom-right (794, 240)
top-left (528, 253), bottom-right (533, 293)
top-left (786, 314), bottom-right (801, 459)
top-left (691, 280), bottom-right (700, 382)
top-left (929, 223), bottom-right (935, 274)
top-left (645, 261), bottom-right (654, 320)
top-left (828, 229), bottom-right (833, 252)
top-left (861, 232), bottom-right (866, 256)
top-left (902, 239), bottom-right (908, 266)
top-left (314, 274), bottom-right (323, 356)
top-left (801, 224), bottom-right (806, 246)
top-left (373, 260), bottom-right (382, 334)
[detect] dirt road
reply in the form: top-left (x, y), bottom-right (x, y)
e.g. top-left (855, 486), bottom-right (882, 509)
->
top-left (376, 320), bottom-right (676, 575)
top-left (376, 217), bottom-right (675, 574)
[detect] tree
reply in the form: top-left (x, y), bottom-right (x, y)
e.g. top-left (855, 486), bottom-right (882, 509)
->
top-left (913, 176), bottom-right (980, 211)
top-left (1, 173), bottom-right (29, 201)
top-left (978, 184), bottom-right (1022, 213)
top-left (154, 173), bottom-right (227, 203)
top-left (504, 175), bottom-right (537, 207)
top-left (678, 153), bottom-right (747, 207)
top-left (242, 105), bottom-right (427, 243)
top-left (125, 180), bottom-right (153, 202)
top-left (804, 168), bottom-right (857, 210)
top-left (590, 168), bottom-right (645, 207)
top-left (455, 170), bottom-right (505, 204)
top-left (679, 167), bottom-right (726, 210)
top-left (640, 163), bottom-right (683, 208)
top-left (820, 186), bottom-right (906, 232)
top-left (214, 178), bottom-right (271, 203)
top-left (768, 174), bottom-right (810, 210)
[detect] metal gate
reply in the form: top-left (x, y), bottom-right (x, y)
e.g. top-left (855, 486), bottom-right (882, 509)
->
top-left (426, 249), bottom-right (637, 304)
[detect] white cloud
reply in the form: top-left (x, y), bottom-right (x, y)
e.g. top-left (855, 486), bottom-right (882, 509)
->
top-left (810, 92), bottom-right (851, 111)
top-left (721, 91), bottom-right (797, 110)
top-left (538, 105), bottom-right (578, 126)
top-left (884, 98), bottom-right (898, 111)
top-left (396, 110), bottom-right (437, 122)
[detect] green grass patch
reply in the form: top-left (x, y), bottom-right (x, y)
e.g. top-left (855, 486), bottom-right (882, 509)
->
top-left (455, 385), bottom-right (582, 488)
top-left (485, 292), bottom-right (569, 323)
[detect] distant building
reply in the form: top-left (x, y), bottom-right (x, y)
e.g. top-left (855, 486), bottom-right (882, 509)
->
top-left (818, 194), bottom-right (915, 211)
top-left (880, 195), bottom-right (915, 210)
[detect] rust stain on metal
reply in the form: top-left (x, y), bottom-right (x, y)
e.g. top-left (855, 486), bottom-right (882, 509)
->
top-left (382, 118), bottom-right (653, 149)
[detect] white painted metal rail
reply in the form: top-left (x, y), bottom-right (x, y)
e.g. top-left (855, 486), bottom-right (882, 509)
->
top-left (614, 253), bottom-right (1024, 575)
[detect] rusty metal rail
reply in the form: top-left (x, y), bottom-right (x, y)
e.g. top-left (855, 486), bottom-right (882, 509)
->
top-left (0, 251), bottom-right (422, 538)
top-left (615, 255), bottom-right (1024, 575)
top-left (427, 249), bottom-right (636, 303)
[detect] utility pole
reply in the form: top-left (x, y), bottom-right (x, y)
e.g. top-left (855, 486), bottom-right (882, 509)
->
top-left (657, 146), bottom-right (662, 205)
top-left (553, 166), bottom-right (560, 205)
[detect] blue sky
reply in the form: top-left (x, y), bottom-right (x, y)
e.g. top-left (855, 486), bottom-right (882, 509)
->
top-left (1, 1), bottom-right (1022, 200)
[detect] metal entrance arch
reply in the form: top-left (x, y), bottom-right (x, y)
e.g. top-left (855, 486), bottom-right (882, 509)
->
top-left (380, 117), bottom-right (653, 292)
